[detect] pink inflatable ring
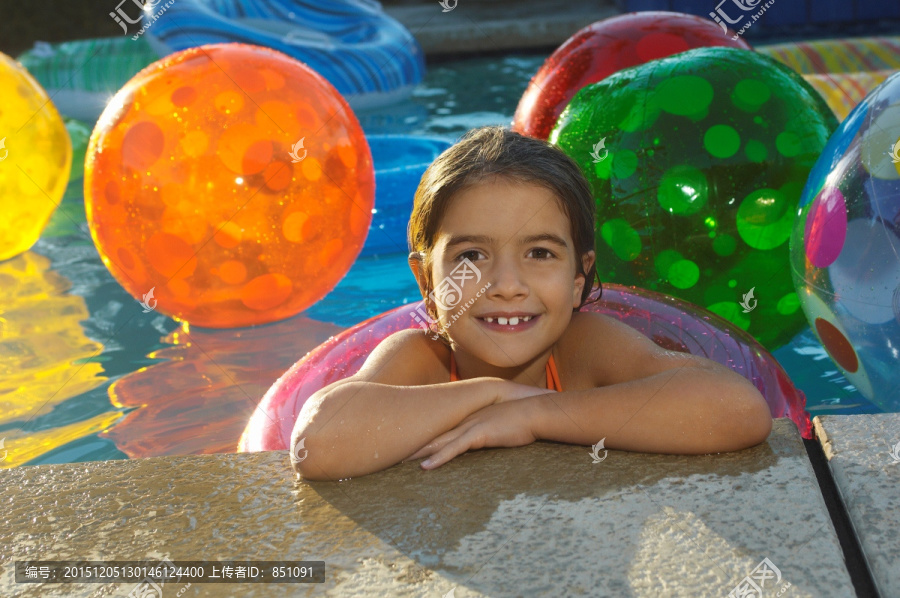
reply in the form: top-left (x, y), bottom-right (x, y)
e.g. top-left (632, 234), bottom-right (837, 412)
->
top-left (239, 284), bottom-right (811, 452)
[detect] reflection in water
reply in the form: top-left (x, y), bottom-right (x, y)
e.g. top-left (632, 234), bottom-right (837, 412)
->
top-left (101, 315), bottom-right (344, 457)
top-left (772, 328), bottom-right (881, 416)
top-left (0, 251), bottom-right (113, 468)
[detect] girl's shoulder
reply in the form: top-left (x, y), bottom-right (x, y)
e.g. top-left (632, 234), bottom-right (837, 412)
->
top-left (558, 311), bottom-right (659, 388)
top-left (349, 328), bottom-right (451, 387)
top-left (556, 312), bottom-right (612, 390)
top-left (561, 311), bottom-right (690, 387)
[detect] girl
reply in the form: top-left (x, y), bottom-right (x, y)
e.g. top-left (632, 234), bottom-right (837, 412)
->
top-left (292, 126), bottom-right (771, 481)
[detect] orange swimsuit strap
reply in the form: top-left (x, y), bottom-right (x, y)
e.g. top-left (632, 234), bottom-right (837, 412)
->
top-left (449, 351), bottom-right (563, 392)
top-left (546, 352), bottom-right (563, 392)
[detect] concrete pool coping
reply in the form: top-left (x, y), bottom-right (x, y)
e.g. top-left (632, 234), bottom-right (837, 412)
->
top-left (0, 418), bottom-right (868, 597)
top-left (814, 413), bottom-right (900, 598)
top-left (382, 0), bottom-right (621, 57)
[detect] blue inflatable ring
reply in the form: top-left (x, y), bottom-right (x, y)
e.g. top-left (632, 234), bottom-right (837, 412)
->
top-left (142, 0), bottom-right (425, 110)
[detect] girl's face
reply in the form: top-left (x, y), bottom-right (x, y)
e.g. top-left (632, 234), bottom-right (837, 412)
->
top-left (421, 177), bottom-right (594, 369)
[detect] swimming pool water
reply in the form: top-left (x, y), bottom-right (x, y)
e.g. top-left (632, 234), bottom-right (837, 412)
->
top-left (3, 52), bottom-right (881, 469)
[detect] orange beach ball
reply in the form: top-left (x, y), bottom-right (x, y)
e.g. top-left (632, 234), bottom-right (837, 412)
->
top-left (85, 43), bottom-right (374, 328)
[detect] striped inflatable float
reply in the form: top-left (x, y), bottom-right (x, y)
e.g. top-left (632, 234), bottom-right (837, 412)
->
top-left (759, 37), bottom-right (900, 120)
top-left (800, 70), bottom-right (895, 120)
top-left (758, 36), bottom-right (900, 74)
top-left (142, 0), bottom-right (425, 111)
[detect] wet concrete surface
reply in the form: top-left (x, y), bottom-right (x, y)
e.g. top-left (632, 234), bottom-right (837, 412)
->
top-left (1, 418), bottom-right (853, 597)
top-left (815, 413), bottom-right (900, 598)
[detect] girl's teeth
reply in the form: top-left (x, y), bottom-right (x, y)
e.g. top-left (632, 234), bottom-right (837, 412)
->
top-left (483, 315), bottom-right (532, 325)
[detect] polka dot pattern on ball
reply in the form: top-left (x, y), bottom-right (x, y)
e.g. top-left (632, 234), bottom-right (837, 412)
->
top-left (803, 187), bottom-right (847, 268)
top-left (552, 46), bottom-right (837, 349)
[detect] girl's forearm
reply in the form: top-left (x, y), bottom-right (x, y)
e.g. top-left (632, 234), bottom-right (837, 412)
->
top-left (531, 364), bottom-right (772, 454)
top-left (293, 378), bottom-right (500, 480)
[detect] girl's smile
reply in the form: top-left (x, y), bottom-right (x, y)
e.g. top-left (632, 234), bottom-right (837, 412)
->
top-left (476, 313), bottom-right (541, 332)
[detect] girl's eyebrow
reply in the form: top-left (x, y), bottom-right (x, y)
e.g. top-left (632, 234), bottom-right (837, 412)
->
top-left (444, 233), bottom-right (569, 250)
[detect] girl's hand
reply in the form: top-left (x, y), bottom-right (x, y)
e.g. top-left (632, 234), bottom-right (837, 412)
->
top-left (491, 378), bottom-right (557, 404)
top-left (403, 397), bottom-right (544, 470)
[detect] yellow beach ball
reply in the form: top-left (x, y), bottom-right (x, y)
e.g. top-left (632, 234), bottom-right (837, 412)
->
top-left (0, 51), bottom-right (71, 262)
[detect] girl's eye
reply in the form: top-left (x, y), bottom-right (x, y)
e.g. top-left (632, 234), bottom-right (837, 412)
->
top-left (455, 249), bottom-right (483, 262)
top-left (454, 248), bottom-right (555, 261)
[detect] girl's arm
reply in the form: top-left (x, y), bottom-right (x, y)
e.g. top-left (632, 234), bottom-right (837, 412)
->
top-left (293, 376), bottom-right (503, 481)
top-left (291, 329), bottom-right (553, 480)
top-left (402, 357), bottom-right (768, 470)
top-left (531, 314), bottom-right (772, 454)
top-left (531, 360), bottom-right (771, 454)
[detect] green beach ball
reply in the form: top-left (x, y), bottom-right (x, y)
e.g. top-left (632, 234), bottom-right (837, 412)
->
top-left (550, 46), bottom-right (837, 349)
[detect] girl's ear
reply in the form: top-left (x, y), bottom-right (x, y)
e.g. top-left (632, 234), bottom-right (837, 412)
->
top-left (574, 250), bottom-right (596, 305)
top-left (581, 250), bottom-right (596, 278)
top-left (408, 252), bottom-right (429, 296)
top-left (410, 252), bottom-right (441, 323)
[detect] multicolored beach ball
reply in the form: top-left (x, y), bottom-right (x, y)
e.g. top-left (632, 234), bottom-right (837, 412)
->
top-left (791, 71), bottom-right (900, 409)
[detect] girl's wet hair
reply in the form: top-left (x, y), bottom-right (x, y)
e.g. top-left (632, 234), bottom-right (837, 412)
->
top-left (408, 126), bottom-right (602, 340)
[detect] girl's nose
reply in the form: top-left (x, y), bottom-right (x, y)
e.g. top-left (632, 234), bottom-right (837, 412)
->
top-left (486, 256), bottom-right (528, 299)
